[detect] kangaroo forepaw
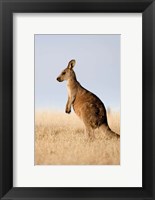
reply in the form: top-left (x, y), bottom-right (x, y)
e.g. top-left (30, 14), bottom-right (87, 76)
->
top-left (65, 108), bottom-right (71, 114)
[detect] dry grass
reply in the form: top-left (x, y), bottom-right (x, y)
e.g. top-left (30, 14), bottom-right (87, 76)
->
top-left (35, 110), bottom-right (120, 165)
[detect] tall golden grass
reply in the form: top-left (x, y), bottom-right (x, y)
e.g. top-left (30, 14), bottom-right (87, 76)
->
top-left (35, 110), bottom-right (120, 165)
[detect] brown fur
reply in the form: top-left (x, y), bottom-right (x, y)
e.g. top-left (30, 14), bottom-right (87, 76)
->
top-left (57, 59), bottom-right (119, 139)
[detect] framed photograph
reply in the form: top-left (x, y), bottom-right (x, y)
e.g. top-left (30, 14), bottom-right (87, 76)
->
top-left (35, 34), bottom-right (121, 166)
top-left (0, 0), bottom-right (154, 199)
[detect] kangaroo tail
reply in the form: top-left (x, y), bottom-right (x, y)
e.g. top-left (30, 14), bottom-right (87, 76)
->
top-left (100, 124), bottom-right (120, 139)
top-left (108, 127), bottom-right (120, 138)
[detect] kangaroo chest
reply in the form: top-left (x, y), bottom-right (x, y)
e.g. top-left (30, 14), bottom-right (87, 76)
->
top-left (67, 82), bottom-right (77, 98)
top-left (67, 85), bottom-right (72, 98)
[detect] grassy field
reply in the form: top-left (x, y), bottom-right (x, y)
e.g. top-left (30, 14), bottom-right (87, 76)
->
top-left (35, 111), bottom-right (120, 165)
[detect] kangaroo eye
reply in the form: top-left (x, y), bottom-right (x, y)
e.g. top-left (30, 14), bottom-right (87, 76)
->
top-left (62, 72), bottom-right (66, 75)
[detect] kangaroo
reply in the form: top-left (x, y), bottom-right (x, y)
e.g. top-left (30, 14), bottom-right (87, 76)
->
top-left (57, 59), bottom-right (120, 139)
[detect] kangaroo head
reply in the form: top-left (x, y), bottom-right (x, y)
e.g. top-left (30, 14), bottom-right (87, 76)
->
top-left (57, 59), bottom-right (76, 82)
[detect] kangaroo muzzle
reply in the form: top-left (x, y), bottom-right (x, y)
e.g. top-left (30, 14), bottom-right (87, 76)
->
top-left (57, 77), bottom-right (63, 82)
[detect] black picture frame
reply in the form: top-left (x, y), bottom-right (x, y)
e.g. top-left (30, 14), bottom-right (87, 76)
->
top-left (0, 0), bottom-right (155, 199)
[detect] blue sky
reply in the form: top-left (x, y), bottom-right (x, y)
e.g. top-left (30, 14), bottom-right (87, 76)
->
top-left (35, 34), bottom-right (120, 111)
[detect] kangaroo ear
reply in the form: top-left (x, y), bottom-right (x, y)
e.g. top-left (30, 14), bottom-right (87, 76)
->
top-left (68, 59), bottom-right (76, 69)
